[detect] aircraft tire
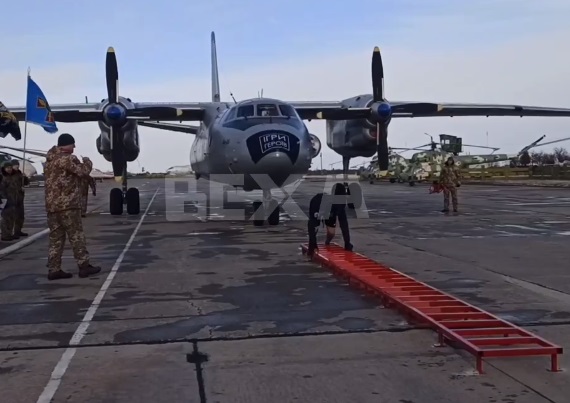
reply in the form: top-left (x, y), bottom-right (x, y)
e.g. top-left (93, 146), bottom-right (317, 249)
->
top-left (267, 200), bottom-right (280, 226)
top-left (409, 181), bottom-right (415, 187)
top-left (252, 201), bottom-right (264, 226)
top-left (110, 188), bottom-right (123, 215)
top-left (126, 187), bottom-right (140, 215)
top-left (389, 178), bottom-right (396, 183)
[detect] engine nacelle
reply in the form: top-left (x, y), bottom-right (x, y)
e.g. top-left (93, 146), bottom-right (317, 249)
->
top-left (309, 134), bottom-right (321, 158)
top-left (95, 96), bottom-right (141, 162)
top-left (325, 94), bottom-right (383, 159)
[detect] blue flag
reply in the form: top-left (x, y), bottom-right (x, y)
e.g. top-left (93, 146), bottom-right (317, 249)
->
top-left (26, 76), bottom-right (58, 133)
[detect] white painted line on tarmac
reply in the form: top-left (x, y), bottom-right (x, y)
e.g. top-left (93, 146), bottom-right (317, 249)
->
top-left (36, 187), bottom-right (159, 403)
top-left (0, 228), bottom-right (49, 257)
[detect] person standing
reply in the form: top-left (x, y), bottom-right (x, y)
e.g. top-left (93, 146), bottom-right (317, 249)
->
top-left (0, 161), bottom-right (18, 241)
top-left (44, 133), bottom-right (101, 280)
top-left (440, 156), bottom-right (461, 213)
top-left (11, 159), bottom-right (29, 238)
top-left (81, 175), bottom-right (97, 217)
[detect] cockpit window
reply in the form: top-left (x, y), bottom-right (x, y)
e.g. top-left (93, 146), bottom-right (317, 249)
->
top-left (237, 105), bottom-right (254, 117)
top-left (279, 104), bottom-right (296, 117)
top-left (256, 104), bottom-right (279, 117)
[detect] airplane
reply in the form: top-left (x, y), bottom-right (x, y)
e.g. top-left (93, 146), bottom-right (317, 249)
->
top-left (7, 31), bottom-right (570, 220)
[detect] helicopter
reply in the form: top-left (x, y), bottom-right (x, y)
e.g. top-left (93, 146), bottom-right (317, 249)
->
top-left (0, 150), bottom-right (37, 176)
top-left (363, 133), bottom-right (570, 185)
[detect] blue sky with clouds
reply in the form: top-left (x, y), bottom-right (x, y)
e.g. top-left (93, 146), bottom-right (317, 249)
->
top-left (5, 0), bottom-right (568, 81)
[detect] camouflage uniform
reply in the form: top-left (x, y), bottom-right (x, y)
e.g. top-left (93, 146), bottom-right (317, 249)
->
top-left (0, 162), bottom-right (18, 241)
top-left (11, 160), bottom-right (29, 237)
top-left (44, 134), bottom-right (101, 280)
top-left (439, 161), bottom-right (461, 212)
top-left (80, 176), bottom-right (96, 216)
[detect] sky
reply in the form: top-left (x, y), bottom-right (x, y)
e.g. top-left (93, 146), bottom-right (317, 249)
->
top-left (2, 0), bottom-right (570, 173)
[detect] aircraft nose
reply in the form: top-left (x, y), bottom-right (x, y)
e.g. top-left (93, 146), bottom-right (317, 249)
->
top-left (246, 130), bottom-right (301, 167)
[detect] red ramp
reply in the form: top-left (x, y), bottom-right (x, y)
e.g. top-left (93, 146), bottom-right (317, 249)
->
top-left (301, 243), bottom-right (563, 374)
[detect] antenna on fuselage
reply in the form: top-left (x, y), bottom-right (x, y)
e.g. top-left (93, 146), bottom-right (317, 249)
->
top-left (85, 96), bottom-right (88, 103)
top-left (230, 92), bottom-right (237, 104)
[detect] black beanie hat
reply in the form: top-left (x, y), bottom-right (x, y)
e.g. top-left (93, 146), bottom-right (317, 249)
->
top-left (58, 133), bottom-right (75, 146)
top-left (11, 159), bottom-right (20, 166)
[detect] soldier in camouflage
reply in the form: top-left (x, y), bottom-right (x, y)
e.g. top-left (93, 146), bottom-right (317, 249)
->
top-left (11, 159), bottom-right (29, 238)
top-left (44, 133), bottom-right (101, 280)
top-left (0, 161), bottom-right (18, 241)
top-left (439, 156), bottom-right (461, 213)
top-left (81, 175), bottom-right (97, 217)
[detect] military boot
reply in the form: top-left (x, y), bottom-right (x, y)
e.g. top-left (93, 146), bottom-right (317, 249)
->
top-left (48, 270), bottom-right (73, 280)
top-left (15, 231), bottom-right (28, 237)
top-left (1, 235), bottom-right (14, 242)
top-left (79, 264), bottom-right (101, 278)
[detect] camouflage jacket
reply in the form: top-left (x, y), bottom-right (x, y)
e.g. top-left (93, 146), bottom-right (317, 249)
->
top-left (44, 146), bottom-right (93, 213)
top-left (440, 164), bottom-right (460, 187)
top-left (0, 169), bottom-right (19, 204)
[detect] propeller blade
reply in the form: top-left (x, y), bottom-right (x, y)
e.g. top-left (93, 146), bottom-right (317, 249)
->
top-left (371, 47), bottom-right (384, 102)
top-left (376, 125), bottom-right (389, 170)
top-left (106, 47), bottom-right (119, 104)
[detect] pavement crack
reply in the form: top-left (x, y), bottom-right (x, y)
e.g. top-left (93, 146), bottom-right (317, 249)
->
top-left (485, 361), bottom-right (559, 403)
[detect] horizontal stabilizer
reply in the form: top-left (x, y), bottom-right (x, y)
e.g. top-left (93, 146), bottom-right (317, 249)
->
top-left (138, 121), bottom-right (200, 135)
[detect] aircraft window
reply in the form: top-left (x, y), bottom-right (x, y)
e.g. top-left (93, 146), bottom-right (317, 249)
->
top-left (256, 104), bottom-right (280, 117)
top-left (279, 104), bottom-right (297, 117)
top-left (224, 107), bottom-right (237, 121)
top-left (237, 105), bottom-right (254, 117)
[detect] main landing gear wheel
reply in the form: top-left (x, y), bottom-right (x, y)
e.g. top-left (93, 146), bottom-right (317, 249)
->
top-left (267, 200), bottom-right (280, 226)
top-left (346, 182), bottom-right (362, 210)
top-left (110, 188), bottom-right (123, 215)
top-left (252, 201), bottom-right (264, 226)
top-left (126, 188), bottom-right (140, 215)
top-left (389, 178), bottom-right (396, 183)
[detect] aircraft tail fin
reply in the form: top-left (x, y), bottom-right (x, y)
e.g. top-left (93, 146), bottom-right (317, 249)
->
top-left (211, 31), bottom-right (221, 102)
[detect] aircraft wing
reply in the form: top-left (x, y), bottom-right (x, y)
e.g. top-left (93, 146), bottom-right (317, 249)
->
top-left (289, 101), bottom-right (570, 120)
top-left (138, 121), bottom-right (200, 134)
top-left (7, 102), bottom-right (206, 122)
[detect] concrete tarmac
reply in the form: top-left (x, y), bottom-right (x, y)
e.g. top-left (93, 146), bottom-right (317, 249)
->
top-left (1, 177), bottom-right (569, 402)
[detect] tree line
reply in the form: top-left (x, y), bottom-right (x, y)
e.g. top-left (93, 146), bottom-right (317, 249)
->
top-left (519, 147), bottom-right (569, 166)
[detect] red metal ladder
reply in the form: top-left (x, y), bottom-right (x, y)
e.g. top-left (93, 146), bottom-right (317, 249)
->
top-left (301, 243), bottom-right (563, 374)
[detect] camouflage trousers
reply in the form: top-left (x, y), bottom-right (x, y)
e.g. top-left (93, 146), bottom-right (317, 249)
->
top-left (443, 185), bottom-right (458, 210)
top-left (1, 202), bottom-right (15, 237)
top-left (14, 201), bottom-right (24, 233)
top-left (47, 209), bottom-right (90, 273)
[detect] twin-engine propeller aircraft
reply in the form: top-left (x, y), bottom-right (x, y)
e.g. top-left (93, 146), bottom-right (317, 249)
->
top-left (7, 31), bottom-right (570, 221)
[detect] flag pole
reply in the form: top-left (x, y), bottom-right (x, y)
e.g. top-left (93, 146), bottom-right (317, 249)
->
top-left (21, 67), bottom-right (30, 180)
